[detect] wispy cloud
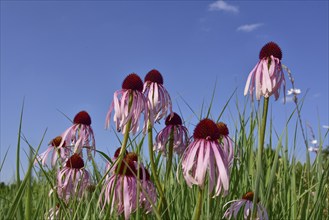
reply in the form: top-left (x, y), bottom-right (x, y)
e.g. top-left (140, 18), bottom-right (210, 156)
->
top-left (237, 23), bottom-right (263, 32)
top-left (281, 96), bottom-right (294, 103)
top-left (312, 93), bottom-right (321, 98)
top-left (209, 0), bottom-right (239, 14)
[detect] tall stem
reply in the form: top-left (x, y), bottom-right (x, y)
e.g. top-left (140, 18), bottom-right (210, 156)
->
top-left (106, 94), bottom-right (134, 218)
top-left (283, 64), bottom-right (309, 150)
top-left (165, 128), bottom-right (175, 180)
top-left (252, 97), bottom-right (269, 218)
top-left (147, 121), bottom-right (169, 218)
top-left (192, 187), bottom-right (203, 220)
top-left (116, 93), bottom-right (133, 165)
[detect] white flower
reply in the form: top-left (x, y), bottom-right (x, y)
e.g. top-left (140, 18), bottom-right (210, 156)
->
top-left (287, 88), bottom-right (301, 96)
top-left (308, 147), bottom-right (319, 153)
top-left (310, 139), bottom-right (318, 145)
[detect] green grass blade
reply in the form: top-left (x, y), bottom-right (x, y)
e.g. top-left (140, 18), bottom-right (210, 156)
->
top-left (16, 100), bottom-right (25, 220)
top-left (0, 146), bottom-right (10, 173)
top-left (7, 129), bottom-right (47, 219)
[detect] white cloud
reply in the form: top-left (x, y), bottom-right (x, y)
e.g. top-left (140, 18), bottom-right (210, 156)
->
top-left (209, 0), bottom-right (239, 13)
top-left (237, 23), bottom-right (263, 32)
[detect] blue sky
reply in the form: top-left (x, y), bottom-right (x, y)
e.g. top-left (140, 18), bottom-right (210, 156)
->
top-left (1, 1), bottom-right (328, 183)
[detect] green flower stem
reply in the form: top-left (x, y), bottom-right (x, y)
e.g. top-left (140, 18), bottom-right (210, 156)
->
top-left (252, 97), bottom-right (269, 218)
top-left (105, 94), bottom-right (134, 219)
top-left (116, 93), bottom-right (133, 167)
top-left (165, 128), bottom-right (175, 180)
top-left (192, 187), bottom-right (204, 220)
top-left (147, 121), bottom-right (169, 218)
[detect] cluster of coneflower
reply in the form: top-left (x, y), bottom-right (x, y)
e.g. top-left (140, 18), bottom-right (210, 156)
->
top-left (37, 41), bottom-right (290, 220)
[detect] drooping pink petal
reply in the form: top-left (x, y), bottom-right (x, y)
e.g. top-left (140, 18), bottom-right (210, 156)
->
top-left (244, 63), bottom-right (258, 96)
top-left (262, 60), bottom-right (272, 94)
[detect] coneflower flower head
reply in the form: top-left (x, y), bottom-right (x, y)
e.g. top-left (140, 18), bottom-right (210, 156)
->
top-left (106, 73), bottom-right (149, 135)
top-left (244, 41), bottom-right (286, 101)
top-left (36, 136), bottom-right (71, 167)
top-left (143, 69), bottom-right (173, 124)
top-left (57, 153), bottom-right (90, 201)
top-left (99, 151), bottom-right (157, 219)
top-left (115, 152), bottom-right (139, 176)
top-left (223, 191), bottom-right (268, 220)
top-left (73, 111), bottom-right (92, 125)
top-left (122, 73), bottom-right (144, 91)
top-left (66, 153), bottom-right (84, 169)
top-left (182, 118), bottom-right (230, 197)
top-left (114, 147), bottom-right (128, 158)
top-left (259, 42), bottom-right (282, 61)
top-left (60, 111), bottom-right (96, 160)
top-left (242, 191), bottom-right (259, 203)
top-left (154, 112), bottom-right (189, 155)
top-left (46, 204), bottom-right (60, 220)
top-left (193, 119), bottom-right (220, 140)
top-left (104, 147), bottom-right (129, 175)
top-left (165, 112), bottom-right (182, 126)
top-left (217, 122), bottom-right (234, 166)
top-left (144, 69), bottom-right (164, 85)
top-left (51, 136), bottom-right (64, 146)
top-left (217, 122), bottom-right (229, 136)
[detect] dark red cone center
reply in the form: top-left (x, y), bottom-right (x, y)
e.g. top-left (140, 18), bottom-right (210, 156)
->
top-left (122, 73), bottom-right (143, 92)
top-left (242, 191), bottom-right (260, 203)
top-left (144, 69), bottom-right (164, 85)
top-left (73, 111), bottom-right (91, 125)
top-left (217, 122), bottom-right (229, 136)
top-left (116, 152), bottom-right (139, 177)
top-left (66, 154), bottom-right (84, 169)
top-left (51, 136), bottom-right (64, 148)
top-left (165, 112), bottom-right (182, 126)
top-left (193, 119), bottom-right (220, 141)
top-left (259, 42), bottom-right (282, 60)
top-left (114, 147), bottom-right (128, 158)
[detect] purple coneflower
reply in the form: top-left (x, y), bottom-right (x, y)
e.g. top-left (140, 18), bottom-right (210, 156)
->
top-left (143, 69), bottom-right (172, 124)
top-left (99, 152), bottom-right (156, 219)
top-left (244, 42), bottom-right (286, 101)
top-left (154, 112), bottom-right (189, 156)
top-left (46, 203), bottom-right (73, 220)
top-left (106, 73), bottom-right (149, 135)
top-left (217, 122), bottom-right (234, 166)
top-left (36, 136), bottom-right (70, 167)
top-left (60, 111), bottom-right (95, 160)
top-left (57, 153), bottom-right (90, 201)
top-left (46, 204), bottom-right (60, 220)
top-left (138, 165), bottom-right (157, 214)
top-left (182, 118), bottom-right (230, 197)
top-left (223, 191), bottom-right (268, 220)
top-left (104, 147), bottom-right (129, 176)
